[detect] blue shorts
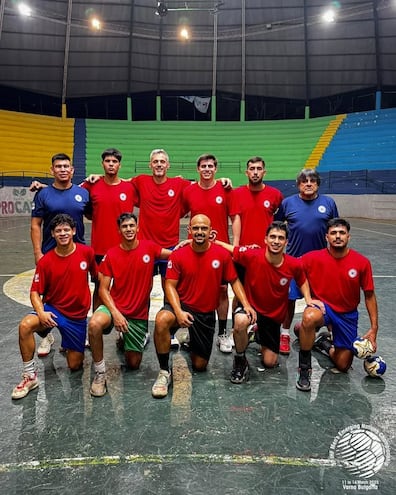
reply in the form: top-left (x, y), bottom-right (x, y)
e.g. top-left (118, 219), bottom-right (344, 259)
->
top-left (36, 304), bottom-right (87, 353)
top-left (153, 246), bottom-right (175, 278)
top-left (288, 279), bottom-right (302, 301)
top-left (322, 303), bottom-right (358, 351)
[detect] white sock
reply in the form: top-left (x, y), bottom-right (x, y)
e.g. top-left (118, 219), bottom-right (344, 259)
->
top-left (94, 359), bottom-right (106, 374)
top-left (23, 359), bottom-right (36, 377)
top-left (280, 327), bottom-right (290, 336)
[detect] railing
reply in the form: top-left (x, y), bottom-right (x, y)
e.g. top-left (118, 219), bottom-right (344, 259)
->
top-left (0, 171), bottom-right (52, 188)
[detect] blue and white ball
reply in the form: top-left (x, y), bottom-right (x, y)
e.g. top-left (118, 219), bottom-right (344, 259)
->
top-left (352, 337), bottom-right (374, 359)
top-left (364, 355), bottom-right (387, 378)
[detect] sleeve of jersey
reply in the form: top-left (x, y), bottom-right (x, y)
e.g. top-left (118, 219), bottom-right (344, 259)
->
top-left (165, 253), bottom-right (180, 280)
top-left (31, 190), bottom-right (45, 217)
top-left (89, 248), bottom-right (98, 280)
top-left (30, 265), bottom-right (44, 294)
top-left (361, 258), bottom-right (375, 291)
top-left (223, 252), bottom-right (238, 282)
top-left (98, 253), bottom-right (112, 278)
top-left (227, 189), bottom-right (240, 216)
top-left (293, 258), bottom-right (306, 287)
top-left (130, 178), bottom-right (140, 207)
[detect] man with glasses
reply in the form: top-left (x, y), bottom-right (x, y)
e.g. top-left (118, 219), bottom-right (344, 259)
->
top-left (275, 168), bottom-right (339, 354)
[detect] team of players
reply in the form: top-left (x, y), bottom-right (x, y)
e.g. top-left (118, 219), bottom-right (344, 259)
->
top-left (11, 149), bottom-right (379, 400)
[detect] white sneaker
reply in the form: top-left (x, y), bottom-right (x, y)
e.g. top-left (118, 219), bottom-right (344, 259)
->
top-left (143, 332), bottom-right (150, 348)
top-left (37, 333), bottom-right (55, 357)
top-left (170, 335), bottom-right (179, 350)
top-left (152, 370), bottom-right (171, 398)
top-left (217, 333), bottom-right (233, 353)
top-left (90, 372), bottom-right (107, 397)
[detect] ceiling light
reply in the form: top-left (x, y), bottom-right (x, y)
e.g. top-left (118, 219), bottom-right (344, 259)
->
top-left (18, 2), bottom-right (32, 17)
top-left (155, 2), bottom-right (168, 17)
top-left (322, 9), bottom-right (336, 23)
top-left (90, 17), bottom-right (102, 30)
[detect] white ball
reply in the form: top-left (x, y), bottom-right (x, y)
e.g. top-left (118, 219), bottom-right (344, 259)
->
top-left (364, 355), bottom-right (387, 377)
top-left (352, 337), bottom-right (374, 359)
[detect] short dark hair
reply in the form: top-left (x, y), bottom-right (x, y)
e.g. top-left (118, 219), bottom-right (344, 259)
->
top-left (51, 153), bottom-right (71, 164)
top-left (327, 217), bottom-right (351, 232)
top-left (117, 212), bottom-right (138, 227)
top-left (296, 168), bottom-right (321, 186)
top-left (246, 156), bottom-right (265, 168)
top-left (50, 213), bottom-right (75, 231)
top-left (266, 220), bottom-right (289, 239)
top-left (197, 153), bottom-right (217, 168)
top-left (101, 148), bottom-right (122, 162)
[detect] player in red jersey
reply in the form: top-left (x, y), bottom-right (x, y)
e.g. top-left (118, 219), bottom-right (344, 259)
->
top-left (232, 156), bottom-right (283, 247)
top-left (215, 221), bottom-right (315, 384)
top-left (88, 213), bottom-right (172, 397)
top-left (151, 214), bottom-right (256, 399)
top-left (11, 214), bottom-right (97, 400)
top-left (81, 148), bottom-right (137, 309)
top-left (183, 153), bottom-right (239, 353)
top-left (296, 218), bottom-right (379, 392)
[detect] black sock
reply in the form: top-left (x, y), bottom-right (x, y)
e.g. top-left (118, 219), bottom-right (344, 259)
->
top-left (299, 350), bottom-right (311, 369)
top-left (218, 319), bottom-right (227, 335)
top-left (157, 352), bottom-right (170, 372)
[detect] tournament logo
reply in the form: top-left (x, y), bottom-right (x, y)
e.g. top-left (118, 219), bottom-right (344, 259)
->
top-left (318, 205), bottom-right (327, 213)
top-left (80, 261), bottom-right (87, 270)
top-left (215, 196), bottom-right (223, 204)
top-left (263, 200), bottom-right (270, 208)
top-left (348, 268), bottom-right (358, 278)
top-left (329, 424), bottom-right (390, 479)
top-left (34, 273), bottom-right (39, 283)
top-left (120, 193), bottom-right (127, 201)
top-left (143, 254), bottom-right (151, 263)
top-left (280, 277), bottom-right (288, 286)
top-left (212, 260), bottom-right (220, 269)
top-left (75, 194), bottom-right (83, 203)
top-left (168, 189), bottom-right (175, 197)
top-left (167, 260), bottom-right (173, 269)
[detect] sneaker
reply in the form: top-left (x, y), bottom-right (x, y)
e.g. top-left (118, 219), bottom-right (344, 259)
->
top-left (85, 337), bottom-right (90, 348)
top-left (247, 323), bottom-right (258, 344)
top-left (313, 333), bottom-right (332, 356)
top-left (230, 357), bottom-right (250, 384)
top-left (90, 372), bottom-right (107, 397)
top-left (116, 333), bottom-right (125, 351)
top-left (37, 333), bottom-right (55, 357)
top-left (152, 370), bottom-right (171, 398)
top-left (296, 367), bottom-right (311, 391)
top-left (217, 333), bottom-right (233, 353)
top-left (12, 373), bottom-right (39, 399)
top-left (170, 335), bottom-right (179, 350)
top-left (178, 330), bottom-right (190, 351)
top-left (143, 332), bottom-right (150, 349)
top-left (279, 333), bottom-right (291, 355)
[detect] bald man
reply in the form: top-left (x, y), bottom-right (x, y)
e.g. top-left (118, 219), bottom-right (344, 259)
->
top-left (151, 214), bottom-right (256, 398)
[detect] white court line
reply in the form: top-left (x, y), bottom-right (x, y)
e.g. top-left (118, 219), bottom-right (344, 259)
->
top-left (353, 227), bottom-right (396, 238)
top-left (0, 452), bottom-right (336, 473)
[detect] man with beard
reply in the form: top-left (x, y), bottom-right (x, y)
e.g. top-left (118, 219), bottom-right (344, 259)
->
top-left (151, 214), bottom-right (256, 398)
top-left (296, 218), bottom-right (378, 392)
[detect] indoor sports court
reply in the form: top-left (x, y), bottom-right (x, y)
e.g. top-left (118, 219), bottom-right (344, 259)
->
top-left (0, 216), bottom-right (394, 494)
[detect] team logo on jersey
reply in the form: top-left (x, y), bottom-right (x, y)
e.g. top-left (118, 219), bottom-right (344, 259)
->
top-left (263, 200), bottom-right (270, 208)
top-left (80, 261), bottom-right (87, 270)
top-left (215, 196), bottom-right (223, 204)
top-left (34, 273), bottom-right (39, 283)
top-left (168, 189), bottom-right (175, 197)
top-left (167, 260), bottom-right (173, 269)
top-left (348, 268), bottom-right (358, 278)
top-left (212, 260), bottom-right (220, 269)
top-left (318, 205), bottom-right (327, 213)
top-left (280, 278), bottom-right (288, 286)
top-left (120, 193), bottom-right (127, 201)
top-left (143, 254), bottom-right (151, 263)
top-left (75, 194), bottom-right (83, 203)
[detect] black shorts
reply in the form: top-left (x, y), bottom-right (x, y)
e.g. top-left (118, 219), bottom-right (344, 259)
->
top-left (235, 307), bottom-right (280, 354)
top-left (162, 302), bottom-right (216, 361)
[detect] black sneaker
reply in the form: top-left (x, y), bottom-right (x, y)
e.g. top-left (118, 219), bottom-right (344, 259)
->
top-left (296, 367), bottom-right (311, 391)
top-left (230, 357), bottom-right (250, 384)
top-left (313, 333), bottom-right (332, 356)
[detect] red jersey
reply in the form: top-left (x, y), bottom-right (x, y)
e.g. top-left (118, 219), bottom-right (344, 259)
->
top-left (166, 243), bottom-right (237, 313)
top-left (233, 185), bottom-right (283, 247)
top-left (81, 178), bottom-right (137, 256)
top-left (99, 240), bottom-right (162, 319)
top-left (183, 182), bottom-right (238, 242)
top-left (131, 175), bottom-right (190, 247)
top-left (233, 246), bottom-right (305, 324)
top-left (31, 244), bottom-right (97, 319)
top-left (302, 248), bottom-right (374, 313)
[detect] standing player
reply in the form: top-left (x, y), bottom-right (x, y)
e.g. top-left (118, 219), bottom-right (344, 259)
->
top-left (215, 221), bottom-right (314, 383)
top-left (81, 148), bottom-right (136, 309)
top-left (151, 214), bottom-right (256, 399)
top-left (30, 153), bottom-right (90, 356)
top-left (296, 218), bottom-right (378, 392)
top-left (275, 168), bottom-right (339, 354)
top-left (12, 214), bottom-right (97, 399)
top-left (88, 213), bottom-right (172, 397)
top-left (182, 153), bottom-right (239, 353)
